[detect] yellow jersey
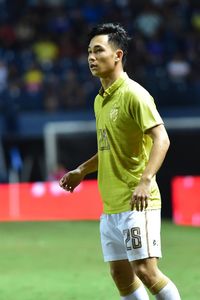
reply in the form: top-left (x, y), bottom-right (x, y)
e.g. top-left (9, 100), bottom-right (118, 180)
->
top-left (94, 72), bottom-right (164, 214)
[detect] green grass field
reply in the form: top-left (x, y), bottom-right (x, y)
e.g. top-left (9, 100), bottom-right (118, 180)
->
top-left (0, 220), bottom-right (199, 300)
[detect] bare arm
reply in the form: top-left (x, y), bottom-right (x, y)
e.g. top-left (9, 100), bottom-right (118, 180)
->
top-left (78, 153), bottom-right (98, 177)
top-left (130, 124), bottom-right (170, 211)
top-left (141, 124), bottom-right (170, 182)
top-left (59, 153), bottom-right (98, 192)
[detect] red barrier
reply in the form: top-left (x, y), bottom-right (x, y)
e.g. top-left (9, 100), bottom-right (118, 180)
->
top-left (0, 180), bottom-right (103, 221)
top-left (172, 176), bottom-right (200, 226)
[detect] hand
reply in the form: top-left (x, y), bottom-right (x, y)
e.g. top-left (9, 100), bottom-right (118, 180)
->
top-left (59, 168), bottom-right (84, 193)
top-left (130, 179), bottom-right (151, 211)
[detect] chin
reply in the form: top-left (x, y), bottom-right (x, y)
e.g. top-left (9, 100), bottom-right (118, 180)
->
top-left (91, 70), bottom-right (101, 77)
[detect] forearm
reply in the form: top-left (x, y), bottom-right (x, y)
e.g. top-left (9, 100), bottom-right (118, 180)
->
top-left (140, 125), bottom-right (170, 183)
top-left (78, 153), bottom-right (98, 177)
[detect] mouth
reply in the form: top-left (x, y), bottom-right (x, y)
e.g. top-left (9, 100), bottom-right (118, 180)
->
top-left (90, 64), bottom-right (98, 70)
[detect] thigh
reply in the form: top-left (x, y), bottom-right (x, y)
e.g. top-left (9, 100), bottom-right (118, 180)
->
top-left (119, 210), bottom-right (162, 261)
top-left (100, 214), bottom-right (128, 262)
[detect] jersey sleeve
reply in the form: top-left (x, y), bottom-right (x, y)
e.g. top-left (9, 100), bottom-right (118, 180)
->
top-left (128, 87), bottom-right (164, 133)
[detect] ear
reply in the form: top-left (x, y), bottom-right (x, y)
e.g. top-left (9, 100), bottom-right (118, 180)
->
top-left (115, 49), bottom-right (123, 62)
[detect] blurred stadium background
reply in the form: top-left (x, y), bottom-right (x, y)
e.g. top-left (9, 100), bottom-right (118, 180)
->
top-left (0, 0), bottom-right (200, 299)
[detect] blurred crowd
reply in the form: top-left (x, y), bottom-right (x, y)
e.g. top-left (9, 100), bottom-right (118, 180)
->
top-left (0, 0), bottom-right (200, 116)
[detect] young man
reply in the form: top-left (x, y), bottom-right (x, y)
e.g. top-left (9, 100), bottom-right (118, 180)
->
top-left (59, 23), bottom-right (181, 300)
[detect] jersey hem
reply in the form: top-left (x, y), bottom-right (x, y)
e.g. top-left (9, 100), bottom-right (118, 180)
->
top-left (103, 204), bottom-right (161, 214)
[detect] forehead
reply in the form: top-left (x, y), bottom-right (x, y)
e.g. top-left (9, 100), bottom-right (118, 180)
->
top-left (88, 34), bottom-right (112, 49)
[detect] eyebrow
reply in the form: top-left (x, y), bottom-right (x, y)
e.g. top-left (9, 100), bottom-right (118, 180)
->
top-left (88, 44), bottom-right (104, 50)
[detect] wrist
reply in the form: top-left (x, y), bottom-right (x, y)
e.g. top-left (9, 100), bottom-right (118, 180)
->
top-left (77, 165), bottom-right (87, 177)
top-left (140, 175), bottom-right (152, 184)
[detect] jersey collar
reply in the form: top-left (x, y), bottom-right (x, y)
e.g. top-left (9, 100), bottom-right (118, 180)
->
top-left (99, 72), bottom-right (128, 98)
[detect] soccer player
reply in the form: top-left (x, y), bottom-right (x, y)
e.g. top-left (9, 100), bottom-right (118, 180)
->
top-left (59, 23), bottom-right (181, 300)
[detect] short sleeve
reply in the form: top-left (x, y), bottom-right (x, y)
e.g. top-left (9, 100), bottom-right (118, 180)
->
top-left (128, 87), bottom-right (163, 133)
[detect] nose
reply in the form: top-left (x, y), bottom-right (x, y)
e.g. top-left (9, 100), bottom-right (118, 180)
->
top-left (88, 52), bottom-right (96, 62)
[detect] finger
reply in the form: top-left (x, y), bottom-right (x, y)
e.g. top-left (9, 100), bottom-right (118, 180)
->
top-left (59, 179), bottom-right (63, 187)
top-left (140, 196), bottom-right (148, 211)
top-left (59, 177), bottom-right (66, 186)
top-left (133, 193), bottom-right (138, 209)
top-left (135, 199), bottom-right (140, 211)
top-left (131, 194), bottom-right (137, 210)
top-left (70, 187), bottom-right (74, 193)
top-left (142, 194), bottom-right (149, 211)
top-left (63, 185), bottom-right (69, 191)
top-left (145, 198), bottom-right (148, 209)
top-left (61, 183), bottom-right (69, 190)
top-left (68, 185), bottom-right (76, 193)
top-left (140, 199), bottom-right (144, 211)
top-left (66, 185), bottom-right (72, 191)
top-left (60, 182), bottom-right (66, 189)
top-left (136, 196), bottom-right (141, 211)
top-left (130, 199), bottom-right (134, 211)
top-left (132, 195), bottom-right (138, 211)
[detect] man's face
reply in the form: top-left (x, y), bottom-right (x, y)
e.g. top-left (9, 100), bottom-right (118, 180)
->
top-left (88, 34), bottom-right (118, 78)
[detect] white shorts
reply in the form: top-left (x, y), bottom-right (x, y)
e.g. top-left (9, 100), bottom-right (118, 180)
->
top-left (100, 210), bottom-right (162, 262)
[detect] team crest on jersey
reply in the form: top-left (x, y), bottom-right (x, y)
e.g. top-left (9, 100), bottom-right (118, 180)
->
top-left (110, 105), bottom-right (119, 122)
top-left (99, 129), bottom-right (110, 150)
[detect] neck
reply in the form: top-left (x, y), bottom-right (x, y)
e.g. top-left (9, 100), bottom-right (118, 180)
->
top-left (100, 69), bottom-right (124, 90)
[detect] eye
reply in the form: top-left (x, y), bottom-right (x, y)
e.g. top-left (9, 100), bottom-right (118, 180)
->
top-left (95, 48), bottom-right (103, 54)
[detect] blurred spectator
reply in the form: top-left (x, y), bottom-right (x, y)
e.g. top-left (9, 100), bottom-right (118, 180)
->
top-left (32, 37), bottom-right (59, 67)
top-left (22, 63), bottom-right (44, 110)
top-left (0, 61), bottom-right (8, 93)
top-left (81, 0), bottom-right (105, 24)
top-left (145, 32), bottom-right (165, 65)
top-left (0, 22), bottom-right (16, 48)
top-left (134, 4), bottom-right (163, 38)
top-left (59, 33), bottom-right (81, 59)
top-left (23, 63), bottom-right (44, 93)
top-left (47, 9), bottom-right (70, 34)
top-left (191, 9), bottom-right (200, 31)
top-left (44, 88), bottom-right (60, 112)
top-left (60, 69), bottom-right (87, 109)
top-left (0, 0), bottom-right (199, 116)
top-left (15, 17), bottom-right (35, 47)
top-left (166, 52), bottom-right (191, 82)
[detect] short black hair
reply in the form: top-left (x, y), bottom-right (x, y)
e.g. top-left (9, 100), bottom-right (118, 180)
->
top-left (88, 23), bottom-right (131, 66)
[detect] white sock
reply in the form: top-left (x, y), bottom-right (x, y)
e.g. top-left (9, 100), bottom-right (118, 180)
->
top-left (121, 285), bottom-right (149, 300)
top-left (155, 280), bottom-right (181, 300)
